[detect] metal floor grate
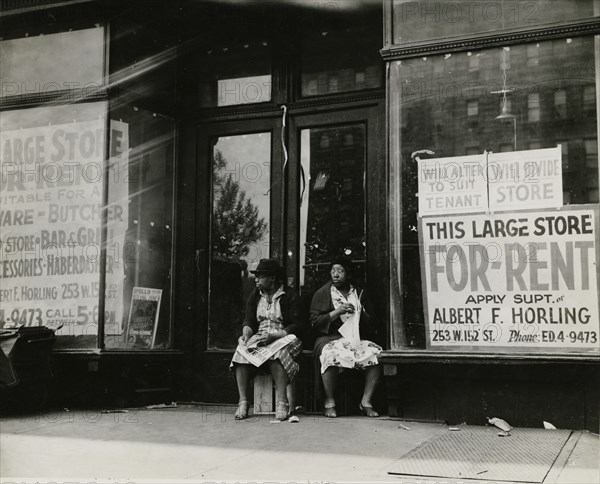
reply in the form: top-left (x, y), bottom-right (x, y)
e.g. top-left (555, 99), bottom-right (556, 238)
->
top-left (388, 427), bottom-right (572, 483)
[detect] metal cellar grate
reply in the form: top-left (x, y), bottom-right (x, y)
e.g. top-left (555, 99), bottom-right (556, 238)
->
top-left (388, 427), bottom-right (572, 483)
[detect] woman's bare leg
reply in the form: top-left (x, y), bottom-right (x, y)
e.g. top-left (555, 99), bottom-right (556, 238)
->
top-left (361, 364), bottom-right (381, 407)
top-left (322, 366), bottom-right (339, 407)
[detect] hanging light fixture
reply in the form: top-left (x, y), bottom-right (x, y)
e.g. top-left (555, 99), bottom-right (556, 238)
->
top-left (491, 47), bottom-right (517, 150)
top-left (494, 47), bottom-right (515, 120)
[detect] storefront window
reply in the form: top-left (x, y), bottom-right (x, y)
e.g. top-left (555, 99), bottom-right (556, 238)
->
top-left (299, 125), bottom-right (366, 295)
top-left (0, 26), bottom-right (104, 98)
top-left (208, 133), bottom-right (271, 349)
top-left (109, 16), bottom-right (176, 107)
top-left (301, 25), bottom-right (383, 97)
top-left (0, 102), bottom-right (108, 349)
top-left (389, 36), bottom-right (599, 353)
top-left (197, 40), bottom-right (272, 107)
top-left (104, 106), bottom-right (176, 350)
top-left (391, 0), bottom-right (596, 46)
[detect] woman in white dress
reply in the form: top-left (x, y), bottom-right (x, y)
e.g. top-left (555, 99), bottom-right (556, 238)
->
top-left (309, 257), bottom-right (382, 418)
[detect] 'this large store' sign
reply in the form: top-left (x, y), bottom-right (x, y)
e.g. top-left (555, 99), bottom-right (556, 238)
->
top-left (417, 148), bottom-right (599, 353)
top-left (0, 119), bottom-right (128, 337)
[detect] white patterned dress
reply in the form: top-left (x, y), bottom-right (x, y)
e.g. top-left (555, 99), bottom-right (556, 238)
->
top-left (319, 284), bottom-right (382, 374)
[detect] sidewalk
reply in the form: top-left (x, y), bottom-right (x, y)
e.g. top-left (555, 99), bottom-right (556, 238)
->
top-left (1, 404), bottom-right (598, 483)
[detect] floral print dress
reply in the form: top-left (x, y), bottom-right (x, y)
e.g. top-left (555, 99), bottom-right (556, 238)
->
top-left (319, 285), bottom-right (381, 374)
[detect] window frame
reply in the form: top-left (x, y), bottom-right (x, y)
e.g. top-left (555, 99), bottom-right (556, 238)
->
top-left (383, 1), bottom-right (600, 357)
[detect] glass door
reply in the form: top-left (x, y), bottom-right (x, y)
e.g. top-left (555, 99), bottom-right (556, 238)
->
top-left (287, 106), bottom-right (385, 302)
top-left (197, 119), bottom-right (283, 350)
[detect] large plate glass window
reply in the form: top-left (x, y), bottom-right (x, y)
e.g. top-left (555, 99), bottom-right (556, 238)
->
top-left (301, 11), bottom-right (383, 97)
top-left (0, 102), bottom-right (107, 349)
top-left (389, 35), bottom-right (599, 354)
top-left (391, 0), bottom-right (596, 46)
top-left (0, 26), bottom-right (104, 98)
top-left (104, 106), bottom-right (176, 350)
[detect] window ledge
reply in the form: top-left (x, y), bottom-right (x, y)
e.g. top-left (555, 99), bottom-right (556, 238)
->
top-left (52, 349), bottom-right (184, 358)
top-left (381, 349), bottom-right (600, 365)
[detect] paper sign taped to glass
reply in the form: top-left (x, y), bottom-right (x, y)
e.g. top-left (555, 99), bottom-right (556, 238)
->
top-left (417, 146), bottom-right (562, 216)
top-left (125, 287), bottom-right (162, 348)
top-left (418, 205), bottom-right (599, 354)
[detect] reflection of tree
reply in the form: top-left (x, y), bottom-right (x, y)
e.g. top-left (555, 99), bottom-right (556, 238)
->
top-left (212, 149), bottom-right (267, 259)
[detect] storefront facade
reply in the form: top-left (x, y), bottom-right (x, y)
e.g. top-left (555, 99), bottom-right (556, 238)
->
top-left (1, 0), bottom-right (598, 430)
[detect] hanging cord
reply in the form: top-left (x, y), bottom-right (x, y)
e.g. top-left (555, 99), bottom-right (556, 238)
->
top-left (500, 48), bottom-right (509, 114)
top-left (264, 105), bottom-right (288, 196)
top-left (281, 105), bottom-right (288, 173)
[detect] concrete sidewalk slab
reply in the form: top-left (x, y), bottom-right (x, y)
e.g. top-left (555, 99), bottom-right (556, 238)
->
top-left (1, 405), bottom-right (598, 483)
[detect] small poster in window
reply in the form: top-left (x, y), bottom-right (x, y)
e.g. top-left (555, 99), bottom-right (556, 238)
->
top-left (125, 287), bottom-right (162, 348)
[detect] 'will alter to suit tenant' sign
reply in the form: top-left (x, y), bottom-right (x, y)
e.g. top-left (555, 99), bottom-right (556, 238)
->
top-left (418, 147), bottom-right (562, 215)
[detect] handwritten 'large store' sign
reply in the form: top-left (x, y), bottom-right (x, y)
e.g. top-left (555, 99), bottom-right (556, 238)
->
top-left (0, 119), bottom-right (127, 336)
top-left (416, 147), bottom-right (599, 353)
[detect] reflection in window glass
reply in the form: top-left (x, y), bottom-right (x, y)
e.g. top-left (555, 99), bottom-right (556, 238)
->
top-left (198, 41), bottom-right (272, 107)
top-left (583, 85), bottom-right (596, 116)
top-left (467, 101), bottom-right (478, 116)
top-left (104, 106), bottom-right (176, 350)
top-left (109, 17), bottom-right (177, 106)
top-left (526, 44), bottom-right (540, 66)
top-left (0, 102), bottom-right (107, 349)
top-left (554, 90), bottom-right (567, 119)
top-left (301, 25), bottom-right (383, 97)
top-left (0, 27), bottom-right (104, 98)
top-left (208, 133), bottom-right (271, 349)
top-left (586, 139), bottom-right (599, 168)
top-left (392, 0), bottom-right (595, 45)
top-left (389, 36), bottom-right (599, 349)
top-left (528, 93), bottom-right (540, 122)
top-left (299, 125), bottom-right (366, 296)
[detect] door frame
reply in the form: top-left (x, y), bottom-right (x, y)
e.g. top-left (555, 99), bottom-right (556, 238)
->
top-left (195, 117), bottom-right (284, 350)
top-left (286, 103), bottom-right (387, 329)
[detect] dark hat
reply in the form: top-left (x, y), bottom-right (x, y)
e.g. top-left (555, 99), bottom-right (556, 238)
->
top-left (330, 256), bottom-right (353, 273)
top-left (250, 258), bottom-right (282, 276)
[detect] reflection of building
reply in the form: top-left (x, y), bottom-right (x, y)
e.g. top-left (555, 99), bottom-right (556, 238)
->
top-left (301, 125), bottom-right (367, 295)
top-left (1, 0), bottom-right (598, 431)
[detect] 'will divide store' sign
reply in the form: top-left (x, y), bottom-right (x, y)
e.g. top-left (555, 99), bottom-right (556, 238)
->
top-left (417, 146), bottom-right (562, 216)
top-left (418, 206), bottom-right (599, 352)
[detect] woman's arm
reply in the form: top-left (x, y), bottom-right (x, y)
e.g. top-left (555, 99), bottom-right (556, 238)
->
top-left (309, 285), bottom-right (342, 335)
top-left (242, 289), bottom-right (259, 335)
top-left (281, 291), bottom-right (305, 337)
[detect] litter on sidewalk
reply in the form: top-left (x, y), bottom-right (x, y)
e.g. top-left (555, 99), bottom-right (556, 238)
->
top-left (145, 402), bottom-right (178, 409)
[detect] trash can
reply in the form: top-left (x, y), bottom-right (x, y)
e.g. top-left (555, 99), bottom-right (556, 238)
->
top-left (0, 326), bottom-right (57, 411)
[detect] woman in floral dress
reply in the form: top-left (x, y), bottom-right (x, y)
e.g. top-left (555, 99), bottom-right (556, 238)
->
top-left (309, 257), bottom-right (382, 418)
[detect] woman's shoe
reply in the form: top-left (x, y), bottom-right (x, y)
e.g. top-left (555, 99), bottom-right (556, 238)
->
top-left (234, 400), bottom-right (249, 420)
top-left (324, 405), bottom-right (337, 418)
top-left (275, 401), bottom-right (289, 421)
top-left (359, 403), bottom-right (380, 418)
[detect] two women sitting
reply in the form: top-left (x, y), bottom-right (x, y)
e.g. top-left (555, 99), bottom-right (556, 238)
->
top-left (231, 257), bottom-right (382, 420)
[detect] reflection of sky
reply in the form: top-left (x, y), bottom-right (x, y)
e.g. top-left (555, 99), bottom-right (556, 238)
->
top-left (0, 27), bottom-right (104, 97)
top-left (215, 132), bottom-right (271, 269)
top-left (0, 103), bottom-right (106, 131)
